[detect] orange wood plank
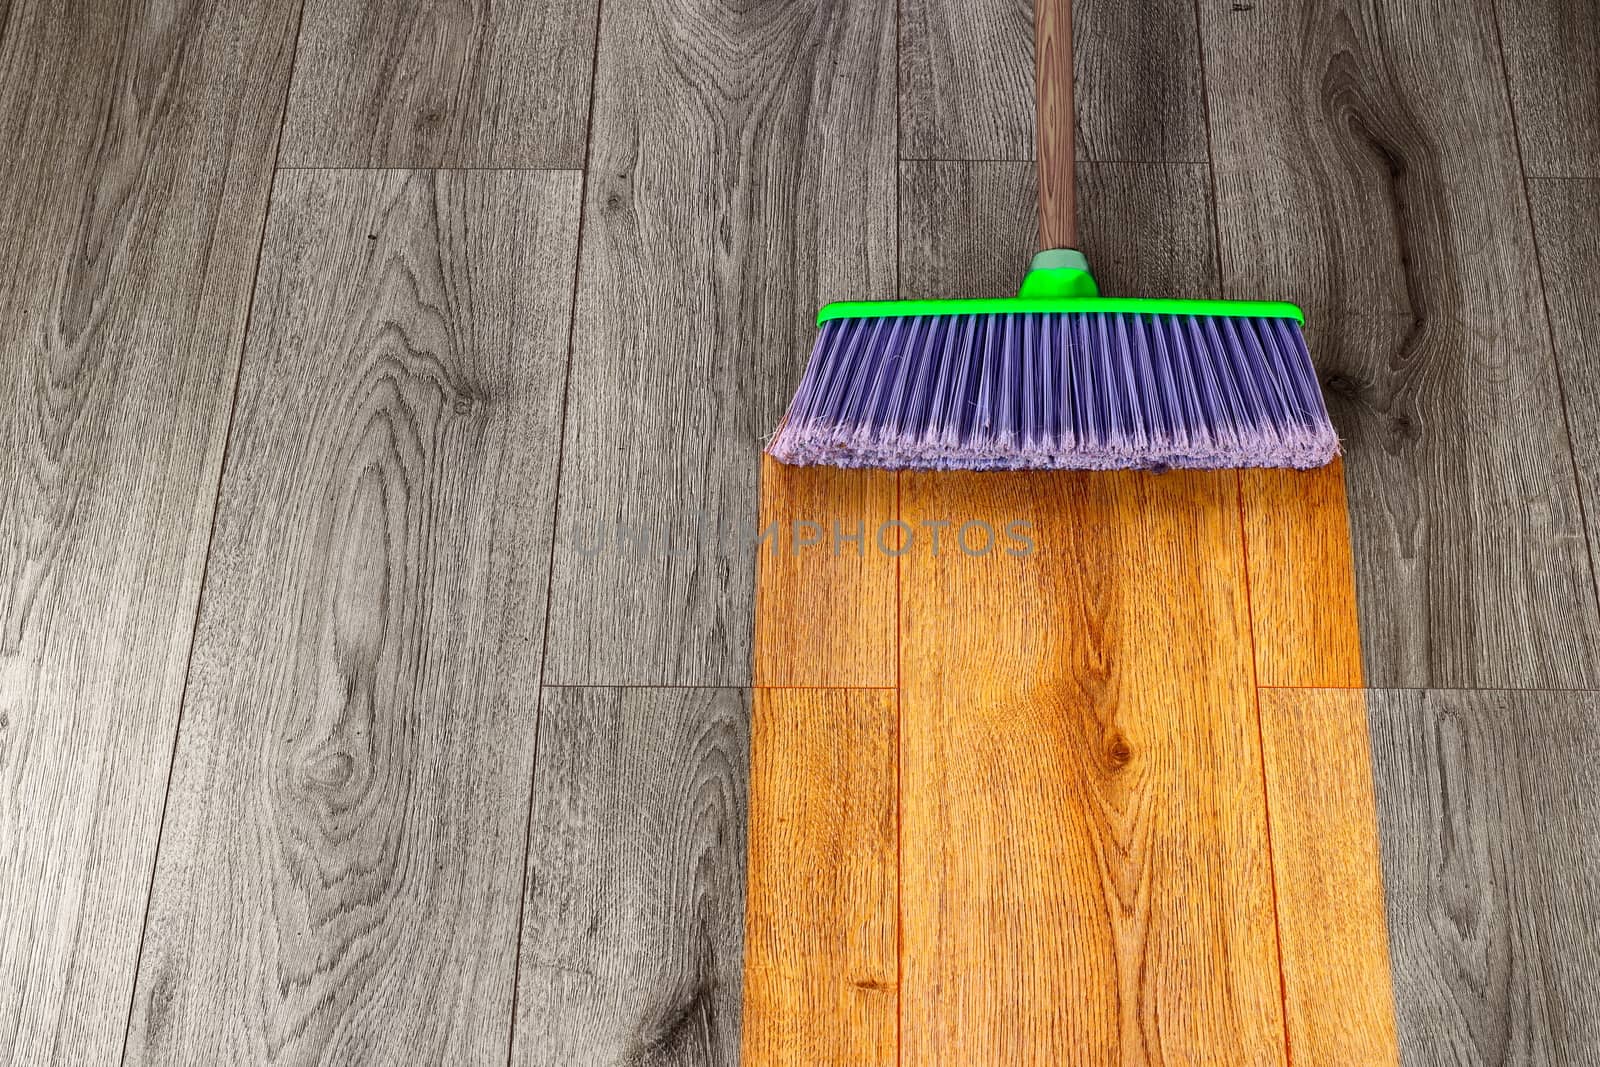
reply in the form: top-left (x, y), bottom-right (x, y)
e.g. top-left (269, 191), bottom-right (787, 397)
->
top-left (1241, 460), bottom-right (1364, 687)
top-left (754, 455), bottom-right (897, 687)
top-left (1259, 688), bottom-right (1399, 1065)
top-left (897, 469), bottom-right (1285, 1065)
top-left (741, 687), bottom-right (898, 1066)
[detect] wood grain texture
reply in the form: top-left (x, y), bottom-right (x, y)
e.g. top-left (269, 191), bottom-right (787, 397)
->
top-left (514, 686), bottom-right (748, 1067)
top-left (1529, 179), bottom-right (1600, 590)
top-left (1199, 0), bottom-right (1600, 689)
top-left (280, 0), bottom-right (600, 168)
top-left (543, 0), bottom-right (896, 686)
top-left (1497, 0), bottom-right (1600, 177)
top-left (1259, 688), bottom-right (1399, 1065)
top-left (900, 160), bottom-right (1219, 299)
top-left (899, 0), bottom-right (1207, 162)
top-left (900, 159), bottom-right (1039, 291)
top-left (895, 160), bottom-right (1292, 1064)
top-left (1035, 0), bottom-right (1078, 247)
top-left (899, 0), bottom-right (1033, 161)
top-left (0, 2), bottom-right (300, 1060)
top-left (1242, 463), bottom-right (1364, 688)
top-left (123, 170), bottom-right (582, 1064)
top-left (898, 468), bottom-right (1284, 1065)
top-left (742, 688), bottom-right (896, 1066)
top-left (1368, 689), bottom-right (1600, 1065)
top-left (753, 456), bottom-right (896, 688)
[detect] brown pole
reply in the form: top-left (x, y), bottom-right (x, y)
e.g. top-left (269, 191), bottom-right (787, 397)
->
top-left (1035, 0), bottom-right (1077, 250)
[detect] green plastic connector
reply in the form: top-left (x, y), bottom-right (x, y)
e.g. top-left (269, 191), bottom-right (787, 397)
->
top-left (1016, 248), bottom-right (1100, 298)
top-left (816, 249), bottom-right (1305, 326)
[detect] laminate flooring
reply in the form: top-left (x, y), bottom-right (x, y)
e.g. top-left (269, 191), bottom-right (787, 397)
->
top-left (2, 0), bottom-right (1598, 1062)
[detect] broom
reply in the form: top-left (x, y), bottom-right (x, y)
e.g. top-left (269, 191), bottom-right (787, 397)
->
top-left (765, 0), bottom-right (1337, 472)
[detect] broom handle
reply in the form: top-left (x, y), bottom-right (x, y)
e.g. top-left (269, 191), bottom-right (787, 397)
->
top-left (1035, 0), bottom-right (1077, 249)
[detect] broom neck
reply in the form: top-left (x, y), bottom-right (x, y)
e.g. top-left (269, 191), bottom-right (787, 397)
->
top-left (1035, 0), bottom-right (1077, 251)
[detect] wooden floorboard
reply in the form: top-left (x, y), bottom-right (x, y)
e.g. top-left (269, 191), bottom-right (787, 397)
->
top-left (541, 0), bottom-right (896, 686)
top-left (899, 159), bottom-right (1036, 289)
top-left (742, 688), bottom-right (897, 1066)
top-left (1367, 688), bottom-right (1600, 1065)
top-left (0, 2), bottom-right (300, 1061)
top-left (1242, 463), bottom-right (1365, 688)
top-left (753, 457), bottom-right (897, 688)
top-left (1496, 0), bottom-right (1600, 178)
top-left (513, 686), bottom-right (748, 1067)
top-left (898, 0), bottom-right (1207, 162)
top-left (898, 467), bottom-right (1284, 1065)
top-left (900, 160), bottom-right (1218, 298)
top-left (1070, 0), bottom-right (1208, 162)
top-left (1259, 689), bottom-right (1399, 1065)
top-left (1529, 179), bottom-right (1600, 606)
top-left (896, 161), bottom-right (1282, 1064)
top-left (122, 170), bottom-right (582, 1064)
top-left (279, 0), bottom-right (600, 168)
top-left (1199, 0), bottom-right (1600, 689)
top-left (898, 0), bottom-right (1033, 161)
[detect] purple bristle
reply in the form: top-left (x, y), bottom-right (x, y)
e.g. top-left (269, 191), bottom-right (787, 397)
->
top-left (766, 312), bottom-right (1339, 471)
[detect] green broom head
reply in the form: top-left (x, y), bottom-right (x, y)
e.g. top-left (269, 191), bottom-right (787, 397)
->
top-left (766, 251), bottom-right (1337, 471)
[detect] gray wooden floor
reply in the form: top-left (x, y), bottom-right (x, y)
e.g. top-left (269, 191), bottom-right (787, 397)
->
top-left (1, 0), bottom-right (1596, 1063)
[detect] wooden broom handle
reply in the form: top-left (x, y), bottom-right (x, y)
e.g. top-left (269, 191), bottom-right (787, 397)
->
top-left (1035, 0), bottom-right (1077, 249)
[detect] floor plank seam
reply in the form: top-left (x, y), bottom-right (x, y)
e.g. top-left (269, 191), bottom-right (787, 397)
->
top-left (1205, 19), bottom-right (1297, 1057)
top-left (276, 165), bottom-right (589, 173)
top-left (504, 1), bottom-right (606, 1058)
top-left (504, 711), bottom-right (544, 1067)
top-left (896, 156), bottom-right (1213, 166)
top-left (113, 4), bottom-right (310, 1054)
top-left (1189, 0), bottom-right (1226, 298)
top-left (748, 687), bottom-right (902, 697)
top-left (1233, 469), bottom-right (1296, 1067)
top-left (1266, 684), bottom-right (1600, 695)
top-left (1256, 685), bottom-right (1365, 692)
top-left (544, 683), bottom-right (777, 691)
top-left (893, 468), bottom-right (903, 1067)
top-left (1256, 683), bottom-right (1600, 697)
top-left (1488, 0), bottom-right (1600, 624)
